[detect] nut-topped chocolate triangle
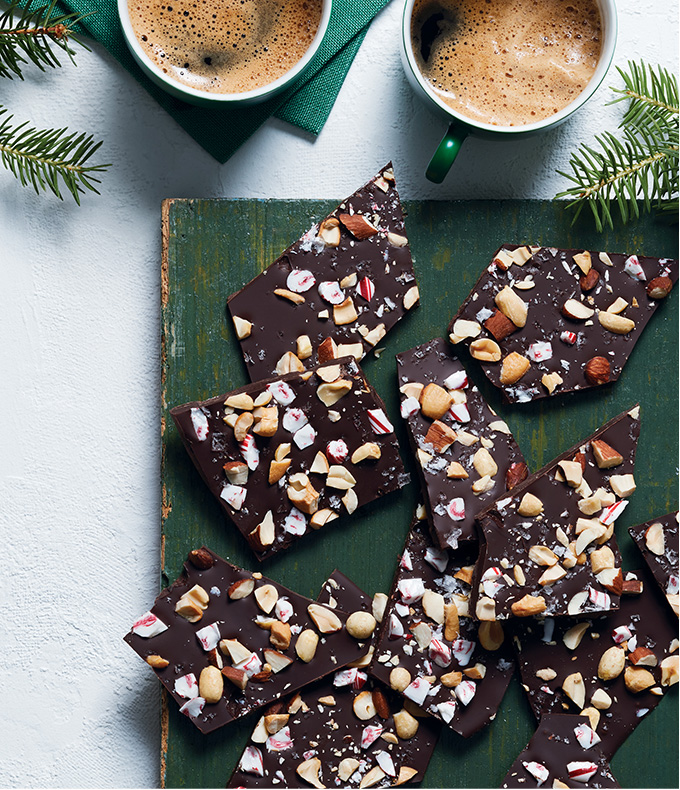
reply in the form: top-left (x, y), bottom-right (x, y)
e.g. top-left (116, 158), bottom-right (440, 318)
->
top-left (228, 163), bottom-right (419, 382)
top-left (628, 511), bottom-right (679, 617)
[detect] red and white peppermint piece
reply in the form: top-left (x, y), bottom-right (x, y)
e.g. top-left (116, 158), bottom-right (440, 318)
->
top-left (333, 668), bottom-right (367, 690)
top-left (283, 508), bottom-right (307, 536)
top-left (527, 341), bottom-right (553, 362)
top-left (429, 638), bottom-right (452, 667)
top-left (239, 746), bottom-right (264, 777)
top-left (600, 499), bottom-right (628, 525)
top-left (267, 726), bottom-right (294, 752)
top-left (239, 433), bottom-right (260, 471)
top-left (423, 659), bottom-right (434, 675)
top-left (424, 546), bottom-right (448, 573)
top-left (293, 423), bottom-right (317, 450)
top-left (174, 673), bottom-right (199, 699)
top-left (326, 439), bottom-right (348, 463)
top-left (540, 685), bottom-right (554, 695)
top-left (267, 381), bottom-right (296, 405)
top-left (318, 280), bottom-right (345, 304)
top-left (221, 483), bottom-right (247, 510)
top-left (454, 679), bottom-right (477, 706)
top-left (567, 761), bottom-right (598, 782)
top-left (179, 696), bottom-right (205, 718)
top-left (398, 577), bottom-right (425, 604)
top-left (367, 408), bottom-right (394, 434)
top-left (286, 269), bottom-right (316, 293)
top-left (356, 276), bottom-right (375, 302)
top-left (190, 408), bottom-right (209, 441)
top-left (400, 549), bottom-right (413, 571)
top-left (195, 622), bottom-right (221, 651)
top-left (449, 403), bottom-right (470, 423)
top-left (560, 330), bottom-right (577, 345)
top-left (235, 652), bottom-right (262, 678)
top-left (451, 637), bottom-right (475, 667)
top-left (523, 761), bottom-right (549, 785)
top-left (131, 611), bottom-right (168, 638)
top-left (588, 586), bottom-right (611, 611)
top-left (574, 723), bottom-right (602, 750)
top-left (400, 396), bottom-right (420, 418)
top-left (375, 751), bottom-right (396, 777)
top-left (611, 625), bottom-right (633, 644)
top-left (275, 596), bottom-right (294, 622)
top-left (443, 370), bottom-right (468, 390)
top-left (446, 498), bottom-right (465, 521)
top-left (387, 613), bottom-right (404, 640)
top-left (282, 407), bottom-right (308, 433)
top-left (404, 677), bottom-right (430, 706)
top-left (436, 699), bottom-right (458, 724)
top-left (667, 574), bottom-right (679, 595)
top-left (395, 602), bottom-right (410, 617)
top-left (623, 255), bottom-right (646, 281)
top-left (361, 725), bottom-right (383, 749)
top-left (302, 750), bottom-right (317, 761)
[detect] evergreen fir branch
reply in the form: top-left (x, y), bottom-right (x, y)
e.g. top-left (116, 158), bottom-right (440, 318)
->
top-left (556, 60), bottom-right (679, 230)
top-left (0, 0), bottom-right (88, 80)
top-left (0, 106), bottom-right (110, 203)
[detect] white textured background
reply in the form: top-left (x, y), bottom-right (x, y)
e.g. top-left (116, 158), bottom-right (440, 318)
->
top-left (0, 1), bottom-right (676, 787)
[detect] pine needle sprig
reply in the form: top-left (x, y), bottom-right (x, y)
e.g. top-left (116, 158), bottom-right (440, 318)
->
top-left (0, 107), bottom-right (110, 204)
top-left (0, 0), bottom-right (88, 80)
top-left (557, 61), bottom-right (679, 231)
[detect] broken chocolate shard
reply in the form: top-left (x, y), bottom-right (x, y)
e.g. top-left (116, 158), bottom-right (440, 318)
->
top-left (448, 244), bottom-right (678, 403)
top-left (228, 163), bottom-right (419, 382)
top-left (396, 337), bottom-right (526, 550)
top-left (171, 356), bottom-right (406, 561)
top-left (471, 407), bottom-right (641, 621)
top-left (629, 511), bottom-right (679, 617)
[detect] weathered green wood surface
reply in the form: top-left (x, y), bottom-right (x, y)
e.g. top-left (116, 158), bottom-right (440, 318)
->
top-left (160, 199), bottom-right (678, 789)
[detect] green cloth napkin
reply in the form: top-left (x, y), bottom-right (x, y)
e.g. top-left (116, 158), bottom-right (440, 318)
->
top-left (53, 0), bottom-right (392, 162)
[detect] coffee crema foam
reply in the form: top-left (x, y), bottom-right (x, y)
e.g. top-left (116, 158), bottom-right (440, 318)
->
top-left (412, 0), bottom-right (602, 127)
top-left (128, 0), bottom-right (322, 95)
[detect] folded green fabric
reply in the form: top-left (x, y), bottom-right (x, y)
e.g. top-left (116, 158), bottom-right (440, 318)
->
top-left (54, 0), bottom-right (392, 162)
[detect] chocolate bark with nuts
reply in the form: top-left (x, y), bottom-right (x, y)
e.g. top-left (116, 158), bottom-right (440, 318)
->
top-left (501, 714), bottom-right (619, 788)
top-left (512, 566), bottom-right (679, 759)
top-left (171, 357), bottom-right (407, 561)
top-left (628, 512), bottom-right (679, 617)
top-left (396, 338), bottom-right (527, 550)
top-left (368, 516), bottom-right (515, 737)
top-left (448, 244), bottom-right (678, 403)
top-left (471, 407), bottom-right (641, 621)
top-left (227, 571), bottom-right (440, 788)
top-left (227, 163), bottom-right (419, 382)
top-left (124, 547), bottom-right (367, 734)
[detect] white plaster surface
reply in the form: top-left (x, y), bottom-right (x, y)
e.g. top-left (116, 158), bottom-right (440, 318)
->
top-left (0, 1), bottom-right (676, 787)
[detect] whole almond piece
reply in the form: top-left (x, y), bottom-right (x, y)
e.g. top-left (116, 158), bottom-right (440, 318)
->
top-left (584, 356), bottom-right (611, 385)
top-left (506, 461), bottom-right (528, 490)
top-left (646, 276), bottom-right (673, 299)
top-left (188, 548), bottom-right (215, 569)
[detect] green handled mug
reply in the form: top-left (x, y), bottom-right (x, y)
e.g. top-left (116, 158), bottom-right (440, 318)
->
top-left (400, 0), bottom-right (618, 183)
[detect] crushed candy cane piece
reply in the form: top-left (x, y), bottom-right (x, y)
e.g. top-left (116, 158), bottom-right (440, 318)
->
top-left (567, 761), bottom-right (598, 782)
top-left (267, 382), bottom-right (295, 405)
top-left (429, 638), bottom-right (452, 667)
top-left (318, 281), bottom-right (345, 304)
top-left (527, 341), bottom-right (553, 362)
top-left (283, 509), bottom-right (307, 536)
top-left (589, 586), bottom-right (611, 610)
top-left (560, 331), bottom-right (577, 345)
top-left (447, 498), bottom-right (465, 521)
top-left (221, 484), bottom-right (247, 510)
top-left (451, 637), bottom-right (476, 667)
top-left (293, 423), bottom-right (317, 449)
top-left (360, 725), bottom-right (383, 749)
top-left (401, 396), bottom-right (420, 418)
top-left (357, 276), bottom-right (375, 301)
top-left (179, 696), bottom-right (205, 718)
top-left (436, 699), bottom-right (457, 724)
top-left (523, 761), bottom-right (549, 785)
top-left (239, 746), bottom-right (264, 777)
top-left (283, 408), bottom-right (308, 433)
top-left (239, 433), bottom-right (260, 471)
top-left (132, 611), bottom-right (168, 638)
top-left (574, 723), bottom-right (601, 750)
top-left (404, 677), bottom-right (430, 706)
top-left (454, 679), bottom-right (477, 706)
top-left (195, 622), bottom-right (221, 651)
top-left (600, 499), bottom-right (628, 525)
top-left (449, 403), bottom-right (470, 423)
top-left (190, 408), bottom-right (209, 441)
top-left (367, 408), bottom-right (394, 434)
top-left (175, 673), bottom-right (199, 699)
top-left (424, 546), bottom-right (448, 573)
top-left (275, 597), bottom-right (294, 622)
top-left (398, 577), bottom-right (425, 604)
top-left (443, 370), bottom-right (468, 390)
top-left (267, 726), bottom-right (294, 752)
top-left (387, 613), bottom-right (404, 640)
top-left (326, 439), bottom-right (348, 462)
top-left (623, 255), bottom-right (646, 281)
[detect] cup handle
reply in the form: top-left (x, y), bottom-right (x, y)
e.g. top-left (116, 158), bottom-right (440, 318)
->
top-left (426, 123), bottom-right (468, 183)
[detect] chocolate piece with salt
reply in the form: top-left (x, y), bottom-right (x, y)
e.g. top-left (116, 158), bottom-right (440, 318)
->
top-left (448, 244), bottom-right (678, 403)
top-left (628, 512), bottom-right (679, 617)
top-left (369, 516), bottom-right (515, 737)
top-left (227, 571), bottom-right (440, 788)
top-left (471, 406), bottom-right (640, 621)
top-left (171, 357), bottom-right (406, 561)
top-left (512, 566), bottom-right (679, 759)
top-left (501, 714), bottom-right (619, 788)
top-left (396, 338), bottom-right (527, 550)
top-left (228, 163), bottom-right (419, 382)
top-left (124, 547), bottom-right (366, 734)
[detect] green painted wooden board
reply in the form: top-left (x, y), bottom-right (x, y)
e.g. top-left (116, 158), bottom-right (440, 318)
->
top-left (160, 199), bottom-right (678, 789)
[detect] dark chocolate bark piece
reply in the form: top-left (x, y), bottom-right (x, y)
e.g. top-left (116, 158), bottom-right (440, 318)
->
top-left (396, 338), bottom-right (527, 549)
top-left (369, 516), bottom-right (515, 737)
top-left (228, 163), bottom-right (419, 382)
top-left (448, 244), bottom-right (678, 403)
top-left (472, 406), bottom-right (641, 621)
top-left (628, 512), bottom-right (679, 617)
top-left (123, 547), bottom-right (366, 734)
top-left (501, 714), bottom-right (619, 788)
top-left (171, 357), bottom-right (407, 561)
top-left (512, 567), bottom-right (679, 760)
top-left (227, 572), bottom-right (440, 788)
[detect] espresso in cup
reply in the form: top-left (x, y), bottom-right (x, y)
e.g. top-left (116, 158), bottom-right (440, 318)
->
top-left (412, 0), bottom-right (602, 127)
top-left (127, 0), bottom-right (323, 95)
